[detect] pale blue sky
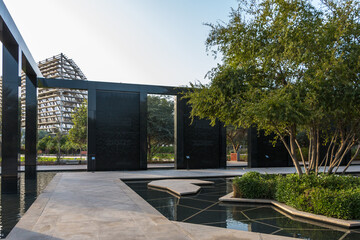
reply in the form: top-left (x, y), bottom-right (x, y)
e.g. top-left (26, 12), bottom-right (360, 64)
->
top-left (3, 0), bottom-right (238, 86)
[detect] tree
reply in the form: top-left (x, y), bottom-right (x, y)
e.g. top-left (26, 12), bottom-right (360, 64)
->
top-left (62, 138), bottom-right (74, 155)
top-left (227, 126), bottom-right (247, 153)
top-left (37, 135), bottom-right (53, 154)
top-left (69, 100), bottom-right (87, 156)
top-left (147, 95), bottom-right (174, 161)
top-left (184, 0), bottom-right (360, 175)
top-left (38, 130), bottom-right (50, 140)
top-left (37, 132), bottom-right (76, 157)
top-left (52, 128), bottom-right (67, 163)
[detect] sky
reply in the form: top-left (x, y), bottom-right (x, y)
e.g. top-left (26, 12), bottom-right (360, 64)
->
top-left (3, 0), bottom-right (238, 86)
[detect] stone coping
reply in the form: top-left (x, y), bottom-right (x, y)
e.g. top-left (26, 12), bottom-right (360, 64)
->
top-left (220, 192), bottom-right (360, 229)
top-left (148, 179), bottom-right (213, 196)
top-left (173, 221), bottom-right (294, 240)
top-left (6, 173), bottom-right (63, 239)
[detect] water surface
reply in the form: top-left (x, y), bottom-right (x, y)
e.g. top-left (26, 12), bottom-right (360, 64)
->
top-left (0, 172), bottom-right (56, 238)
top-left (126, 178), bottom-right (360, 240)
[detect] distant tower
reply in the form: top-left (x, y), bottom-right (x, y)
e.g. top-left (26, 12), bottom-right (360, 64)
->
top-left (20, 53), bottom-right (87, 133)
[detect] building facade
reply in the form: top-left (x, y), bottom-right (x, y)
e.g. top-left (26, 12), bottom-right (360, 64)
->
top-left (20, 53), bottom-right (87, 133)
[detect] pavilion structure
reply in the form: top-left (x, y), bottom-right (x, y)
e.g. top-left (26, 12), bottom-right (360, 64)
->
top-left (0, 0), bottom-right (290, 194)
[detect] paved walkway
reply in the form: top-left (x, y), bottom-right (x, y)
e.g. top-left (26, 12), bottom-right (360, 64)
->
top-left (8, 172), bottom-right (295, 240)
top-left (112, 165), bottom-right (360, 180)
top-left (1, 161), bottom-right (246, 173)
top-left (147, 161), bottom-right (248, 168)
top-left (11, 160), bottom-right (357, 174)
top-left (7, 165), bottom-right (360, 239)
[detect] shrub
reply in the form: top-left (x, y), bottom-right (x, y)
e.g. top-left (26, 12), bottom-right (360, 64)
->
top-left (307, 187), bottom-right (360, 220)
top-left (157, 146), bottom-right (174, 153)
top-left (233, 172), bottom-right (360, 220)
top-left (232, 172), bottom-right (278, 199)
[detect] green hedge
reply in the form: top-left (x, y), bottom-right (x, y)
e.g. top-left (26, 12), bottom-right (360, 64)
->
top-left (157, 146), bottom-right (174, 153)
top-left (20, 156), bottom-right (77, 162)
top-left (152, 153), bottom-right (174, 160)
top-left (233, 172), bottom-right (279, 199)
top-left (232, 172), bottom-right (360, 220)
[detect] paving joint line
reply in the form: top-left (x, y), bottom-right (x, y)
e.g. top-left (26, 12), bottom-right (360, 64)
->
top-left (182, 201), bottom-right (220, 222)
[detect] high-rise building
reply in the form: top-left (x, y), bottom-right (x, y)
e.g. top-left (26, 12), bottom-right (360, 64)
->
top-left (20, 53), bottom-right (87, 133)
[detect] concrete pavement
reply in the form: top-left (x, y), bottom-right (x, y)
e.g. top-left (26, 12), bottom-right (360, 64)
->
top-left (7, 172), bottom-right (296, 240)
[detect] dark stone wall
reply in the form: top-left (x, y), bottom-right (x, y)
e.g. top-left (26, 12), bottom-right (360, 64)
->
top-left (175, 97), bottom-right (226, 169)
top-left (248, 127), bottom-right (292, 168)
top-left (95, 90), bottom-right (140, 170)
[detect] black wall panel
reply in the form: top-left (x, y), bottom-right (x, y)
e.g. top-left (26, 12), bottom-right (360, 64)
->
top-left (184, 118), bottom-right (221, 168)
top-left (175, 97), bottom-right (226, 169)
top-left (95, 90), bottom-right (140, 170)
top-left (248, 127), bottom-right (292, 168)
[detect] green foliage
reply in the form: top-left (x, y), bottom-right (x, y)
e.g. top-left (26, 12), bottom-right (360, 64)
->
top-left (147, 95), bottom-right (174, 161)
top-left (184, 0), bottom-right (360, 175)
top-left (233, 172), bottom-right (360, 220)
top-left (37, 133), bottom-right (77, 155)
top-left (226, 125), bottom-right (247, 153)
top-left (37, 157), bottom-right (58, 162)
top-left (151, 153), bottom-right (174, 161)
top-left (157, 145), bottom-right (174, 153)
top-left (38, 130), bottom-right (50, 140)
top-left (232, 172), bottom-right (279, 199)
top-left (38, 135), bottom-right (52, 153)
top-left (69, 100), bottom-right (87, 151)
top-left (20, 156), bottom-right (77, 163)
top-left (308, 187), bottom-right (360, 219)
top-left (37, 100), bottom-right (87, 156)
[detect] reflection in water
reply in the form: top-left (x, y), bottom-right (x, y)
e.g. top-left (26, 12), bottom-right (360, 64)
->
top-left (0, 172), bottom-right (56, 238)
top-left (126, 178), bottom-right (360, 240)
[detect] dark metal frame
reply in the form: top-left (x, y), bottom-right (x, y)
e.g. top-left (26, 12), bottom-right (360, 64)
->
top-left (0, 0), bottom-right (290, 193)
top-left (0, 0), bottom-right (226, 191)
top-left (38, 78), bottom-right (227, 171)
top-left (0, 0), bottom-right (42, 193)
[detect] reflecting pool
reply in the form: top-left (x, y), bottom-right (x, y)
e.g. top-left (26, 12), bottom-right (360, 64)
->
top-left (126, 178), bottom-right (360, 240)
top-left (0, 172), bottom-right (56, 238)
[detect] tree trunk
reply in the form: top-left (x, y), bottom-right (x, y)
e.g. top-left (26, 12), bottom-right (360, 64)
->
top-left (289, 127), bottom-right (303, 176)
top-left (147, 136), bottom-right (152, 161)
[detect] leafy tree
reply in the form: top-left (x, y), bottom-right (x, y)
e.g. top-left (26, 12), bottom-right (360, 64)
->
top-left (147, 95), bottom-right (174, 161)
top-left (69, 100), bottom-right (87, 156)
top-left (62, 138), bottom-right (74, 155)
top-left (37, 135), bottom-right (52, 154)
top-left (227, 126), bottom-right (247, 153)
top-left (52, 128), bottom-right (67, 163)
top-left (38, 130), bottom-right (50, 140)
top-left (44, 135), bottom-right (55, 154)
top-left (184, 0), bottom-right (360, 175)
top-left (37, 133), bottom-right (76, 157)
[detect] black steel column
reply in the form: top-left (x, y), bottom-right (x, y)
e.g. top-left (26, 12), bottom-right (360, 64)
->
top-left (139, 92), bottom-right (147, 170)
top-left (174, 95), bottom-right (185, 169)
top-left (1, 44), bottom-right (20, 193)
top-left (219, 123), bottom-right (227, 168)
top-left (87, 88), bottom-right (96, 171)
top-left (25, 75), bottom-right (37, 179)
